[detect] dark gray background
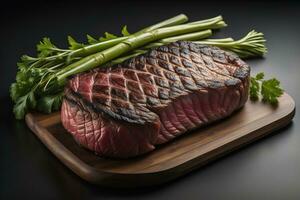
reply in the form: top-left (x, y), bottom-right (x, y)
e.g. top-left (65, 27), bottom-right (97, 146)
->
top-left (0, 1), bottom-right (299, 199)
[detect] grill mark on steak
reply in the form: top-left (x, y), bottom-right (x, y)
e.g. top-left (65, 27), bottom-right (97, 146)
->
top-left (61, 41), bottom-right (250, 158)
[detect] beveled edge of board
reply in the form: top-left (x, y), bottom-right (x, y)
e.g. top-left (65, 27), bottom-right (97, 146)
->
top-left (25, 93), bottom-right (296, 187)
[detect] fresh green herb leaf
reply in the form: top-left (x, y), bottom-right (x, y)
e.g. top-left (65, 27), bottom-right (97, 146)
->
top-left (11, 71), bottom-right (37, 102)
top-left (37, 38), bottom-right (56, 57)
top-left (250, 77), bottom-right (260, 100)
top-left (10, 83), bottom-right (19, 102)
top-left (86, 34), bottom-right (98, 44)
top-left (261, 78), bottom-right (283, 104)
top-left (99, 32), bottom-right (118, 42)
top-left (255, 72), bottom-right (264, 80)
top-left (37, 93), bottom-right (63, 113)
top-left (28, 91), bottom-right (37, 109)
top-left (13, 95), bottom-right (28, 120)
top-left (121, 25), bottom-right (130, 36)
top-left (68, 36), bottom-right (85, 50)
top-left (18, 55), bottom-right (36, 69)
top-left (17, 61), bottom-right (28, 71)
top-left (250, 72), bottom-right (283, 104)
top-left (13, 91), bottom-right (36, 119)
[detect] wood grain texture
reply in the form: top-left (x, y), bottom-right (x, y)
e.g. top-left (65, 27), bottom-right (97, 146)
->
top-left (25, 93), bottom-right (295, 187)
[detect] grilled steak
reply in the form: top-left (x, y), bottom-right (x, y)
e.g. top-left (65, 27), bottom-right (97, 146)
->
top-left (61, 41), bottom-right (250, 158)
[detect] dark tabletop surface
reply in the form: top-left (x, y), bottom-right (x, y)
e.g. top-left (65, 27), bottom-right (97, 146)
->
top-left (1, 0), bottom-right (300, 199)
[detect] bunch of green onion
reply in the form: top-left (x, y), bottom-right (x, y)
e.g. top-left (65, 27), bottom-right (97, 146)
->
top-left (10, 14), bottom-right (267, 119)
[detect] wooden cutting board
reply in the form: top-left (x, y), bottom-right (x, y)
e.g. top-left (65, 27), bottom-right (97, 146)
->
top-left (25, 93), bottom-right (295, 188)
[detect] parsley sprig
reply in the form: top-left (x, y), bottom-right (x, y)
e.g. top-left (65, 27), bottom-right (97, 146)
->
top-left (10, 26), bottom-right (131, 119)
top-left (250, 72), bottom-right (284, 104)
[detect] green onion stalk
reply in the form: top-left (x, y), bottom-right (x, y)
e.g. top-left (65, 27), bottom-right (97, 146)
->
top-left (111, 30), bottom-right (266, 66)
top-left (194, 30), bottom-right (267, 58)
top-left (55, 19), bottom-right (226, 82)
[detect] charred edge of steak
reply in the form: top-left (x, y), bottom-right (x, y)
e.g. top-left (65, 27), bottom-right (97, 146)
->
top-left (64, 88), bottom-right (157, 125)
